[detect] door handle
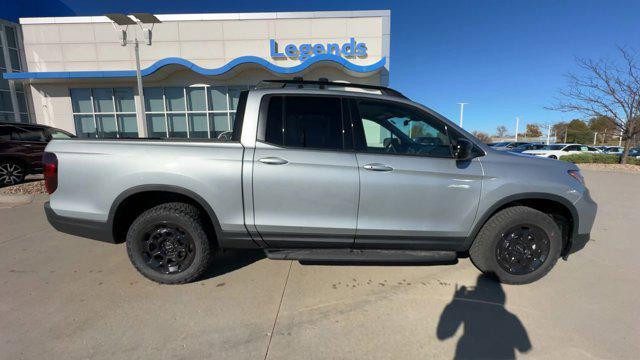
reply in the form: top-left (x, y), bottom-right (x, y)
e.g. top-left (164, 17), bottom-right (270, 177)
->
top-left (363, 163), bottom-right (393, 172)
top-left (259, 157), bottom-right (289, 165)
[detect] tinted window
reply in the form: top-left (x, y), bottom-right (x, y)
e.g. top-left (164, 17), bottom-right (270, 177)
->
top-left (14, 127), bottom-right (47, 142)
top-left (354, 99), bottom-right (452, 158)
top-left (0, 126), bottom-right (11, 140)
top-left (265, 96), bottom-right (343, 150)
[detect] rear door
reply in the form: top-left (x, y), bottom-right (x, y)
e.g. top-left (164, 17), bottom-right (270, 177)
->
top-left (349, 98), bottom-right (484, 249)
top-left (251, 95), bottom-right (359, 248)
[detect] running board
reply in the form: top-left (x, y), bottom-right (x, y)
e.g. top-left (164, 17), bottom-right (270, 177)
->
top-left (265, 249), bottom-right (458, 264)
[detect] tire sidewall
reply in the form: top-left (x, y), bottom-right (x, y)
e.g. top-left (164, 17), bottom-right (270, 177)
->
top-left (479, 210), bottom-right (562, 284)
top-left (126, 209), bottom-right (209, 284)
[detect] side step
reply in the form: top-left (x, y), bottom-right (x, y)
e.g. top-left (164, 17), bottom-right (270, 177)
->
top-left (265, 249), bottom-right (458, 264)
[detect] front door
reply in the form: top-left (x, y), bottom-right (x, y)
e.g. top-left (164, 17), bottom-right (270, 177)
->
top-left (349, 98), bottom-right (484, 249)
top-left (252, 95), bottom-right (359, 248)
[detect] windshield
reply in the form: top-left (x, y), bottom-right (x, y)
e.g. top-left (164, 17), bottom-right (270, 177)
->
top-left (491, 142), bottom-right (510, 147)
top-left (540, 145), bottom-right (565, 150)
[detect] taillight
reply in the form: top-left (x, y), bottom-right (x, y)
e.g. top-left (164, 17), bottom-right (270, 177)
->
top-left (43, 152), bottom-right (58, 194)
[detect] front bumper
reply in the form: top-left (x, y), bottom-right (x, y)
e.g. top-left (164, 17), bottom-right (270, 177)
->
top-left (563, 188), bottom-right (597, 257)
top-left (44, 201), bottom-right (115, 243)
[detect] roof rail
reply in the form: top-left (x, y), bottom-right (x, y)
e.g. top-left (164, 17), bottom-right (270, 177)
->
top-left (255, 79), bottom-right (408, 99)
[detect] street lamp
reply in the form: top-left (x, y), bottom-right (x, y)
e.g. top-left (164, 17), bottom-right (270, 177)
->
top-left (457, 103), bottom-right (468, 128)
top-left (105, 13), bottom-right (161, 138)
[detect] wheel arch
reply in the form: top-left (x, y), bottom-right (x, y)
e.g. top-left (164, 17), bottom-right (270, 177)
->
top-left (464, 192), bottom-right (579, 255)
top-left (108, 185), bottom-right (223, 246)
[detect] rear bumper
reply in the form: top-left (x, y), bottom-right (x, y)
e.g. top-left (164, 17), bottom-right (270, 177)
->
top-left (44, 201), bottom-right (115, 243)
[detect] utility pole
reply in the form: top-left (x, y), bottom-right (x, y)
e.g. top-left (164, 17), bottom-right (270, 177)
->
top-left (593, 132), bottom-right (598, 145)
top-left (457, 103), bottom-right (467, 128)
top-left (515, 117), bottom-right (520, 142)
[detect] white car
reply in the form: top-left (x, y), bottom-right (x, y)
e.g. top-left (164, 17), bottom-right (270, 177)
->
top-left (522, 144), bottom-right (600, 159)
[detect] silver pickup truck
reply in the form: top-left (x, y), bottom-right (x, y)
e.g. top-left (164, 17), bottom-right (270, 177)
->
top-left (43, 80), bottom-right (597, 285)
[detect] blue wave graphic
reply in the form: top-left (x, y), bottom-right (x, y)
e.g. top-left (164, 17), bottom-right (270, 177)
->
top-left (4, 55), bottom-right (386, 80)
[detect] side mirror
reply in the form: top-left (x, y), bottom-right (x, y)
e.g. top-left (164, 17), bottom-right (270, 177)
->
top-left (454, 139), bottom-right (474, 161)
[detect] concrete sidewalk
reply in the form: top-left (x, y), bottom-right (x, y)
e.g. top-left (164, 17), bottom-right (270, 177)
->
top-left (1, 170), bottom-right (638, 359)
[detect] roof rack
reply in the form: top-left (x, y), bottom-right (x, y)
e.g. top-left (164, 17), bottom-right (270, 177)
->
top-left (255, 78), bottom-right (408, 99)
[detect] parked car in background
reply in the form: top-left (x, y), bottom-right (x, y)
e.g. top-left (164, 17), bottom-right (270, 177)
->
top-left (522, 144), bottom-right (599, 159)
top-left (629, 148), bottom-right (640, 158)
top-left (490, 141), bottom-right (531, 151)
top-left (603, 146), bottom-right (624, 154)
top-left (0, 122), bottom-right (74, 185)
top-left (509, 143), bottom-right (546, 153)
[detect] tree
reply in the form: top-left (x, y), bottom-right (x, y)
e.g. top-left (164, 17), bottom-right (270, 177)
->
top-left (552, 121), bottom-right (569, 142)
top-left (588, 116), bottom-right (617, 144)
top-left (565, 119), bottom-right (592, 144)
top-left (496, 125), bottom-right (508, 138)
top-left (472, 131), bottom-right (492, 143)
top-left (548, 46), bottom-right (640, 164)
top-left (525, 124), bottom-right (542, 138)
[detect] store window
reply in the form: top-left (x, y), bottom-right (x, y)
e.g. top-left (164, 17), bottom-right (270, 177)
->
top-left (144, 85), bottom-right (249, 139)
top-left (70, 88), bottom-right (138, 138)
top-left (0, 23), bottom-right (29, 123)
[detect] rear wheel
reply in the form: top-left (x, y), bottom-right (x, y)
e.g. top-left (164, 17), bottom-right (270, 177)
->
top-left (126, 202), bottom-right (212, 284)
top-left (548, 155), bottom-right (557, 159)
top-left (0, 160), bottom-right (25, 186)
top-left (469, 206), bottom-right (562, 284)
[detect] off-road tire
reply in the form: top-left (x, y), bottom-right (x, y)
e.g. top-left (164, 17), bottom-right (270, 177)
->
top-left (469, 206), bottom-right (562, 285)
top-left (126, 202), bottom-right (212, 284)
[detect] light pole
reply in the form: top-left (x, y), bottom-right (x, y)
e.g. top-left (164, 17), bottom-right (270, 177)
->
top-left (457, 103), bottom-right (468, 128)
top-left (592, 132), bottom-right (598, 145)
top-left (545, 124), bottom-right (551, 145)
top-left (105, 13), bottom-right (161, 138)
top-left (515, 117), bottom-right (520, 142)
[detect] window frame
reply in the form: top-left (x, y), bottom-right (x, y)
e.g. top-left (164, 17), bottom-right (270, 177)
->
top-left (348, 97), bottom-right (465, 159)
top-left (70, 87), bottom-right (137, 139)
top-left (256, 93), bottom-right (352, 152)
top-left (144, 85), bottom-right (249, 139)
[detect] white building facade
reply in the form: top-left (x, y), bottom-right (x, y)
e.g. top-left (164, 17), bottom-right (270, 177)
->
top-left (4, 10), bottom-right (391, 139)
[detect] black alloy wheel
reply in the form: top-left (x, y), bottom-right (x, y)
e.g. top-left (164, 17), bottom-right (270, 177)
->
top-left (139, 223), bottom-right (196, 274)
top-left (495, 224), bottom-right (551, 275)
top-left (0, 162), bottom-right (24, 185)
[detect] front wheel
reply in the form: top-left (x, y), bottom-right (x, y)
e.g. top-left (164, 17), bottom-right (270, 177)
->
top-left (0, 160), bottom-right (25, 186)
top-left (126, 202), bottom-right (212, 284)
top-left (469, 206), bottom-right (562, 284)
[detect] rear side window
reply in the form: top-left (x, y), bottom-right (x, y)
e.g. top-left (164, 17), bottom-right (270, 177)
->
top-left (265, 96), bottom-right (343, 150)
top-left (14, 127), bottom-right (47, 142)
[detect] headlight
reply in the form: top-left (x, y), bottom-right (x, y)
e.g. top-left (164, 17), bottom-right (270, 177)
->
top-left (568, 170), bottom-right (584, 185)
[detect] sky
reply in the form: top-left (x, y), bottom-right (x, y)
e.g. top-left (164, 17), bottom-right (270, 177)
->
top-left (2, 0), bottom-right (639, 135)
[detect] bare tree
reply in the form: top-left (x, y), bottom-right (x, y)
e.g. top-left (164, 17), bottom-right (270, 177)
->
top-left (496, 125), bottom-right (508, 138)
top-left (548, 46), bottom-right (640, 164)
top-left (472, 131), bottom-right (492, 144)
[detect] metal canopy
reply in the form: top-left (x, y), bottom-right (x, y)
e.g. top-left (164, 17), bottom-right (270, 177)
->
top-left (105, 13), bottom-right (136, 26)
top-left (131, 13), bottom-right (161, 24)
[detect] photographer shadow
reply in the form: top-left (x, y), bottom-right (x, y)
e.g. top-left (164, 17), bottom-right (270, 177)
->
top-left (437, 274), bottom-right (531, 359)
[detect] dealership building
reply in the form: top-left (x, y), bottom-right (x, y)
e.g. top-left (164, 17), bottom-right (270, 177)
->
top-left (1, 10), bottom-right (390, 139)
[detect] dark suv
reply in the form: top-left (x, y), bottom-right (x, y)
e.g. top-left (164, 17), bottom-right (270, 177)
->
top-left (0, 122), bottom-right (74, 185)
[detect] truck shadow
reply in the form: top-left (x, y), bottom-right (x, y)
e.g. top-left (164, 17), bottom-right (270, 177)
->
top-left (436, 274), bottom-right (532, 359)
top-left (198, 249), bottom-right (265, 281)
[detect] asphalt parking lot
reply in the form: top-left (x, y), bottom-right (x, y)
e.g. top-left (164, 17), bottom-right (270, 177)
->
top-left (1, 169), bottom-right (638, 360)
